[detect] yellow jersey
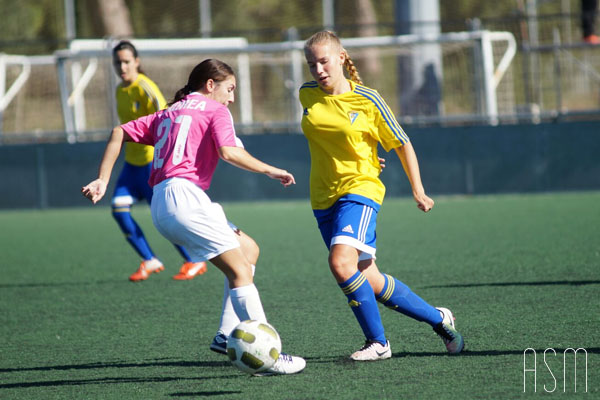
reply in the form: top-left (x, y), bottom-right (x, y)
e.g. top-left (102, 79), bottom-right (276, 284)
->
top-left (299, 80), bottom-right (409, 210)
top-left (116, 73), bottom-right (166, 166)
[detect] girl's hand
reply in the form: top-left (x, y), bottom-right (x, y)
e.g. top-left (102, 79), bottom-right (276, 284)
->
top-left (81, 179), bottom-right (108, 204)
top-left (266, 169), bottom-right (296, 187)
top-left (414, 192), bottom-right (434, 212)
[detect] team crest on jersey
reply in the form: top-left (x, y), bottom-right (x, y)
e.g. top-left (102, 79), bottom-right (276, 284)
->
top-left (134, 101), bottom-right (140, 111)
top-left (303, 108), bottom-right (309, 116)
top-left (348, 111), bottom-right (359, 124)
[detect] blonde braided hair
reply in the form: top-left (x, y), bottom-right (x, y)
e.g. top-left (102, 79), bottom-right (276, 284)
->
top-left (343, 51), bottom-right (363, 85)
top-left (304, 30), bottom-right (363, 85)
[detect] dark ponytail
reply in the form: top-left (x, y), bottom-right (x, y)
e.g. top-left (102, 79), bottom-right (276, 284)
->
top-left (169, 59), bottom-right (234, 105)
top-left (171, 85), bottom-right (192, 106)
top-left (112, 40), bottom-right (144, 74)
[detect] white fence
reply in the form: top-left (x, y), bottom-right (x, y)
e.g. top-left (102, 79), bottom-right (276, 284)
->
top-left (0, 30), bottom-right (527, 143)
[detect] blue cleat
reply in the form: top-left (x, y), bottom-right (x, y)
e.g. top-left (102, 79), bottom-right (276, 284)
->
top-left (210, 333), bottom-right (228, 355)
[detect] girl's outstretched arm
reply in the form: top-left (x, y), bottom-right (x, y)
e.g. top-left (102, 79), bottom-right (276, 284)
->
top-left (394, 142), bottom-right (434, 212)
top-left (81, 127), bottom-right (126, 204)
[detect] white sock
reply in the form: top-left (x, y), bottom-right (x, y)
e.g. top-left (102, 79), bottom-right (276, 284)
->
top-left (217, 278), bottom-right (240, 336)
top-left (229, 282), bottom-right (266, 323)
top-left (218, 265), bottom-right (256, 336)
top-left (144, 257), bottom-right (163, 270)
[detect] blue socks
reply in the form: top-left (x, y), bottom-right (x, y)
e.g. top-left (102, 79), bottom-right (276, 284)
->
top-left (173, 244), bottom-right (192, 262)
top-left (376, 274), bottom-right (442, 326)
top-left (113, 206), bottom-right (194, 263)
top-left (339, 271), bottom-right (443, 345)
top-left (112, 206), bottom-right (155, 260)
top-left (339, 271), bottom-right (386, 345)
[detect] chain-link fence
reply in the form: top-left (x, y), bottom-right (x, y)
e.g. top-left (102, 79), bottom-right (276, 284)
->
top-left (1, 0), bottom-right (600, 144)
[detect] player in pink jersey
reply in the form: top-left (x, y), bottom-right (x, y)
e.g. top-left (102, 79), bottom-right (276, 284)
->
top-left (82, 59), bottom-right (305, 375)
top-left (112, 40), bottom-right (206, 282)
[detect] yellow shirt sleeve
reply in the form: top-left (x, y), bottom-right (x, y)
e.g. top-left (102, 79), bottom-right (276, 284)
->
top-left (116, 74), bottom-right (166, 166)
top-left (353, 84), bottom-right (409, 152)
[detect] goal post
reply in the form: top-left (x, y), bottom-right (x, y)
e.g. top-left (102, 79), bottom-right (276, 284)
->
top-left (55, 37), bottom-right (251, 142)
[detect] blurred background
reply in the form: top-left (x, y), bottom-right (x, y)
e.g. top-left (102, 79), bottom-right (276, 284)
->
top-left (2, 0), bottom-right (600, 142)
top-left (0, 0), bottom-right (599, 208)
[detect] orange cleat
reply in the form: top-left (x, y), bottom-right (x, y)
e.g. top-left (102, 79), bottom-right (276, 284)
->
top-left (173, 261), bottom-right (207, 280)
top-left (129, 258), bottom-right (165, 282)
top-left (584, 34), bottom-right (600, 44)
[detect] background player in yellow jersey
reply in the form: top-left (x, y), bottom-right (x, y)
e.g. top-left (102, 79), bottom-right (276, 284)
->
top-left (300, 31), bottom-right (465, 360)
top-left (112, 40), bottom-right (206, 281)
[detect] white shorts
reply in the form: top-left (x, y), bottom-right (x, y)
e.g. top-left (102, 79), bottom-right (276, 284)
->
top-left (150, 177), bottom-right (240, 261)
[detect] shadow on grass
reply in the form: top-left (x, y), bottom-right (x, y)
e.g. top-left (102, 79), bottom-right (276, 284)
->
top-left (0, 358), bottom-right (243, 391)
top-left (0, 280), bottom-right (127, 289)
top-left (0, 358), bottom-right (230, 374)
top-left (0, 375), bottom-right (238, 390)
top-left (171, 391), bottom-right (242, 397)
top-left (421, 280), bottom-right (600, 289)
top-left (393, 347), bottom-right (600, 357)
top-left (303, 347), bottom-right (600, 363)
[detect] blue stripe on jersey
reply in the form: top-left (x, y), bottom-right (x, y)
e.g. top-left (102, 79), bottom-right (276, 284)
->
top-left (300, 81), bottom-right (319, 90)
top-left (354, 85), bottom-right (409, 143)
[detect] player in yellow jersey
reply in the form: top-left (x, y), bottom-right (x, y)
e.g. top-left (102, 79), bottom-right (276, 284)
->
top-left (300, 31), bottom-right (464, 360)
top-left (111, 40), bottom-right (206, 281)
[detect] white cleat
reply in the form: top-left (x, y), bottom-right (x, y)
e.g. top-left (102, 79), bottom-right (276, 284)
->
top-left (254, 353), bottom-right (306, 376)
top-left (434, 307), bottom-right (465, 354)
top-left (350, 340), bottom-right (391, 361)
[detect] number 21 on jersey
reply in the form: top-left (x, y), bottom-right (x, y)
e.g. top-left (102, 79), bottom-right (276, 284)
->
top-left (153, 115), bottom-right (192, 169)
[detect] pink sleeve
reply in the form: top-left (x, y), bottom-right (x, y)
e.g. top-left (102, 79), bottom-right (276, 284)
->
top-left (210, 106), bottom-right (239, 148)
top-left (121, 113), bottom-right (156, 146)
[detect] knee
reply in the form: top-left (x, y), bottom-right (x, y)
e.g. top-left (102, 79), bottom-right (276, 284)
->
top-left (218, 256), bottom-right (254, 288)
top-left (328, 251), bottom-right (356, 282)
top-left (230, 262), bottom-right (253, 282)
top-left (237, 231), bottom-right (260, 266)
top-left (359, 259), bottom-right (383, 286)
top-left (244, 238), bottom-right (260, 266)
top-left (223, 260), bottom-right (254, 287)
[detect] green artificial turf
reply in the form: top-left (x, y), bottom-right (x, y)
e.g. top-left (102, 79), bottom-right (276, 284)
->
top-left (1, 192), bottom-right (598, 399)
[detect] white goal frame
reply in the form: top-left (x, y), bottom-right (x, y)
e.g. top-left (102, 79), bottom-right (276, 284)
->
top-left (53, 30), bottom-right (516, 142)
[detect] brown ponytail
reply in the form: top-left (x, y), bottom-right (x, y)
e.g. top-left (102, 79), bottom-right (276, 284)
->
top-left (169, 59), bottom-right (234, 106)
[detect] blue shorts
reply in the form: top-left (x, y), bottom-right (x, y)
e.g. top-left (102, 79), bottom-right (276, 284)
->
top-left (313, 194), bottom-right (380, 259)
top-left (112, 162), bottom-right (153, 206)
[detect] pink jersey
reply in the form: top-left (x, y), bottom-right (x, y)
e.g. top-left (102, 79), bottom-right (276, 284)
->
top-left (121, 92), bottom-right (240, 190)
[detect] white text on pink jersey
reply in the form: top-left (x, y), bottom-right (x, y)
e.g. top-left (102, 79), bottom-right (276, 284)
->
top-left (168, 98), bottom-right (206, 112)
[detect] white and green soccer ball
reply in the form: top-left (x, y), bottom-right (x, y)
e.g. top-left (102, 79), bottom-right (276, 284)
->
top-left (226, 320), bottom-right (281, 374)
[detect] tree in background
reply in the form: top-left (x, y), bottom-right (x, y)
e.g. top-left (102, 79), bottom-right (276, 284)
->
top-left (97, 0), bottom-right (133, 38)
top-left (0, 0), bottom-right (64, 53)
top-left (0, 0), bottom-right (587, 54)
top-left (356, 0), bottom-right (381, 76)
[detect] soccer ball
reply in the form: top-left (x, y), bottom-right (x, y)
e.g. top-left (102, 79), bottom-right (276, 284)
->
top-left (226, 320), bottom-right (281, 375)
